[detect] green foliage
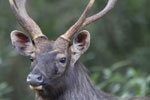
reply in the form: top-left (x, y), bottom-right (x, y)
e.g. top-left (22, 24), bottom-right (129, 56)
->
top-left (0, 82), bottom-right (12, 100)
top-left (91, 60), bottom-right (150, 97)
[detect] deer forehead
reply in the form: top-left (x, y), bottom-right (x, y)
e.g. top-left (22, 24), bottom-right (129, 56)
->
top-left (33, 48), bottom-right (68, 61)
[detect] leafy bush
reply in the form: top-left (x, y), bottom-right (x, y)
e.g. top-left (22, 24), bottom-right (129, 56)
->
top-left (0, 82), bottom-right (12, 100)
top-left (91, 60), bottom-right (150, 97)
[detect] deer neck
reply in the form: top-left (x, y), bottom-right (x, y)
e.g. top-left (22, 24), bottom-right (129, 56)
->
top-left (61, 61), bottom-right (100, 100)
top-left (63, 61), bottom-right (118, 100)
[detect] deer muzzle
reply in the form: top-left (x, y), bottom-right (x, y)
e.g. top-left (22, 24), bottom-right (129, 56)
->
top-left (27, 72), bottom-right (44, 90)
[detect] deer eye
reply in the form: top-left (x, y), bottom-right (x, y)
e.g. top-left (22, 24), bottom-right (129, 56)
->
top-left (59, 57), bottom-right (66, 64)
top-left (30, 57), bottom-right (34, 62)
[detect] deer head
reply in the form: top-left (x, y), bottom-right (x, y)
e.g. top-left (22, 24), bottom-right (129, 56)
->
top-left (9, 0), bottom-right (117, 97)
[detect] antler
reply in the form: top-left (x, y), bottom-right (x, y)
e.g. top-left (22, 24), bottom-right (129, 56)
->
top-left (9, 0), bottom-right (45, 40)
top-left (81, 0), bottom-right (117, 28)
top-left (61, 0), bottom-right (95, 41)
top-left (61, 0), bottom-right (117, 41)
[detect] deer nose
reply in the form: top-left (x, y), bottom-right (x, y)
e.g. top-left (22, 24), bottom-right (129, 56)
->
top-left (27, 73), bottom-right (43, 86)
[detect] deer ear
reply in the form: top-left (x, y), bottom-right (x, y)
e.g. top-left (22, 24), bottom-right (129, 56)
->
top-left (10, 30), bottom-right (35, 56)
top-left (70, 30), bottom-right (90, 65)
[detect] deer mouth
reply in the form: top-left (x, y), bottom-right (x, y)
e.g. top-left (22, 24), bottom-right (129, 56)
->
top-left (29, 85), bottom-right (43, 90)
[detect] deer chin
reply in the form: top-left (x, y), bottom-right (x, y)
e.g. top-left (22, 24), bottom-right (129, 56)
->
top-left (29, 85), bottom-right (43, 90)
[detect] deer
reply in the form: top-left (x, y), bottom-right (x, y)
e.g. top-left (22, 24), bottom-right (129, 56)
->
top-left (9, 0), bottom-right (150, 100)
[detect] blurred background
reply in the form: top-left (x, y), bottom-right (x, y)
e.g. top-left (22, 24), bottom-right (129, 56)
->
top-left (0, 0), bottom-right (150, 100)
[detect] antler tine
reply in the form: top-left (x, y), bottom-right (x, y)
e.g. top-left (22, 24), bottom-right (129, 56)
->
top-left (9, 0), bottom-right (45, 40)
top-left (61, 0), bottom-right (95, 41)
top-left (81, 0), bottom-right (117, 28)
